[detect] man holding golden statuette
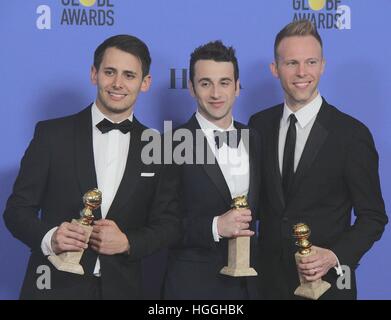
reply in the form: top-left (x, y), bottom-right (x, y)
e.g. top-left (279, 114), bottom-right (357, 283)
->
top-left (48, 189), bottom-right (102, 275)
top-left (293, 223), bottom-right (330, 300)
top-left (249, 20), bottom-right (387, 299)
top-left (162, 41), bottom-right (260, 299)
top-left (4, 35), bottom-right (181, 299)
top-left (220, 195), bottom-right (257, 277)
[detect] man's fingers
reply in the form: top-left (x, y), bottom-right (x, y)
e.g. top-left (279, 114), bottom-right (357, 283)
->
top-left (62, 238), bottom-right (88, 249)
top-left (92, 226), bottom-right (101, 234)
top-left (300, 255), bottom-right (319, 264)
top-left (56, 241), bottom-right (86, 252)
top-left (54, 230), bottom-right (88, 247)
top-left (63, 223), bottom-right (86, 235)
top-left (89, 238), bottom-right (101, 247)
top-left (64, 230), bottom-right (88, 242)
top-left (234, 230), bottom-right (255, 237)
top-left (235, 215), bottom-right (252, 223)
top-left (90, 231), bottom-right (102, 241)
top-left (235, 209), bottom-right (252, 216)
top-left (303, 271), bottom-right (324, 282)
top-left (298, 261), bottom-right (321, 271)
top-left (94, 219), bottom-right (113, 226)
top-left (300, 267), bottom-right (321, 276)
top-left (90, 245), bottom-right (101, 253)
top-left (55, 229), bottom-right (88, 243)
top-left (237, 222), bottom-right (250, 230)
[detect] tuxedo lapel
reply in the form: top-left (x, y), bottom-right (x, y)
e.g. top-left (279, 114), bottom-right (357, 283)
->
top-left (74, 105), bottom-right (101, 219)
top-left (270, 107), bottom-right (285, 210)
top-left (235, 122), bottom-right (258, 212)
top-left (106, 117), bottom-right (145, 218)
top-left (188, 115), bottom-right (232, 207)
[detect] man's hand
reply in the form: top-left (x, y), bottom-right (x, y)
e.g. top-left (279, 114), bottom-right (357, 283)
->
top-left (297, 246), bottom-right (337, 281)
top-left (217, 208), bottom-right (254, 238)
top-left (89, 219), bottom-right (129, 255)
top-left (51, 222), bottom-right (88, 255)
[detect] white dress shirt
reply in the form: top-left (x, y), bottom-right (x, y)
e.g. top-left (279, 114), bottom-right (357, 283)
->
top-left (195, 112), bottom-right (250, 242)
top-left (278, 94), bottom-right (343, 276)
top-left (41, 102), bottom-right (132, 276)
top-left (278, 94), bottom-right (322, 175)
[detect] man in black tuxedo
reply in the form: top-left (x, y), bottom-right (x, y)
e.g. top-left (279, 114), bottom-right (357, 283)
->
top-left (163, 41), bottom-right (260, 299)
top-left (249, 20), bottom-right (387, 299)
top-left (3, 35), bottom-right (180, 299)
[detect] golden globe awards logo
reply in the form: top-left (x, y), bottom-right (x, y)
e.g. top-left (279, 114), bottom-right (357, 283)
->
top-left (61, 0), bottom-right (115, 26)
top-left (36, 0), bottom-right (115, 29)
top-left (292, 0), bottom-right (351, 30)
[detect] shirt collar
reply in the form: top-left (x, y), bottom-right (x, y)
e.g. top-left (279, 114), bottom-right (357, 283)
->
top-left (195, 111), bottom-right (235, 133)
top-left (91, 102), bottom-right (133, 127)
top-left (282, 94), bottom-right (322, 129)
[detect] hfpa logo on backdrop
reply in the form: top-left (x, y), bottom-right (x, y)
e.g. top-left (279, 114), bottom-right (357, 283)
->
top-left (292, 0), bottom-right (351, 30)
top-left (36, 0), bottom-right (115, 30)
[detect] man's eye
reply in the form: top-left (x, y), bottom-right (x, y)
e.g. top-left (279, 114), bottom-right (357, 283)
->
top-left (105, 70), bottom-right (114, 76)
top-left (200, 82), bottom-right (210, 87)
top-left (125, 73), bottom-right (135, 79)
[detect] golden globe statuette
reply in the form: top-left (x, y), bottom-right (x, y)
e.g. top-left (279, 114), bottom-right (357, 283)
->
top-left (293, 223), bottom-right (331, 299)
top-left (48, 188), bottom-right (102, 275)
top-left (220, 195), bottom-right (257, 277)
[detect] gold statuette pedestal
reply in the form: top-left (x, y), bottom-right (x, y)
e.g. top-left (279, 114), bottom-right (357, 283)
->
top-left (48, 188), bottom-right (102, 275)
top-left (293, 223), bottom-right (331, 300)
top-left (220, 196), bottom-right (257, 277)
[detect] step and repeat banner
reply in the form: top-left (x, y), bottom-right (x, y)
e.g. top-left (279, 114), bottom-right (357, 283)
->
top-left (0, 0), bottom-right (390, 299)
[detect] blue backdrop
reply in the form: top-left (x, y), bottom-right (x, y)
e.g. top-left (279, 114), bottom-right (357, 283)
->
top-left (1, 0), bottom-right (389, 299)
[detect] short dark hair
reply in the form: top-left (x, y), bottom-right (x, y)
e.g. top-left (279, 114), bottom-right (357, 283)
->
top-left (93, 34), bottom-right (151, 78)
top-left (274, 20), bottom-right (323, 60)
top-left (189, 40), bottom-right (239, 84)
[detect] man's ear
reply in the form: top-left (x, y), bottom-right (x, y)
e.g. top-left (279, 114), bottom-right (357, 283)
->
top-left (140, 75), bottom-right (152, 92)
top-left (188, 80), bottom-right (196, 97)
top-left (270, 61), bottom-right (279, 79)
top-left (90, 65), bottom-right (98, 85)
top-left (321, 58), bottom-right (326, 75)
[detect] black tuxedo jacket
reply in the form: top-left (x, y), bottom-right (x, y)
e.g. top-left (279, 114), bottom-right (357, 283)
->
top-left (249, 98), bottom-right (387, 299)
top-left (3, 105), bottom-right (180, 299)
top-left (163, 115), bottom-right (261, 300)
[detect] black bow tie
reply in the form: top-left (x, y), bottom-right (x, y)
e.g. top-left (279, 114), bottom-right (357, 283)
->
top-left (214, 129), bottom-right (241, 149)
top-left (96, 118), bottom-right (133, 134)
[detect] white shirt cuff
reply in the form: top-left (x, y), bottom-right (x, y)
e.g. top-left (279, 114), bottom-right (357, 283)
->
top-left (212, 216), bottom-right (222, 242)
top-left (41, 227), bottom-right (58, 256)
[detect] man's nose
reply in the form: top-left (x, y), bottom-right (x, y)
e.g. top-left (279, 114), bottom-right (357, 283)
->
top-left (296, 63), bottom-right (307, 77)
top-left (210, 85), bottom-right (221, 98)
top-left (112, 74), bottom-right (123, 88)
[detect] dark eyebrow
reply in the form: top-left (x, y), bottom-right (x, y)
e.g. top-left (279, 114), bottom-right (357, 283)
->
top-left (198, 77), bottom-right (233, 83)
top-left (103, 67), bottom-right (138, 76)
top-left (198, 78), bottom-right (212, 83)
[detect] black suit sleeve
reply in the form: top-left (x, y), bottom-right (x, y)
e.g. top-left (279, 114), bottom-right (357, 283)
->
top-left (330, 125), bottom-right (388, 268)
top-left (3, 122), bottom-right (53, 252)
top-left (181, 211), bottom-right (217, 249)
top-left (169, 163), bottom-right (217, 250)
